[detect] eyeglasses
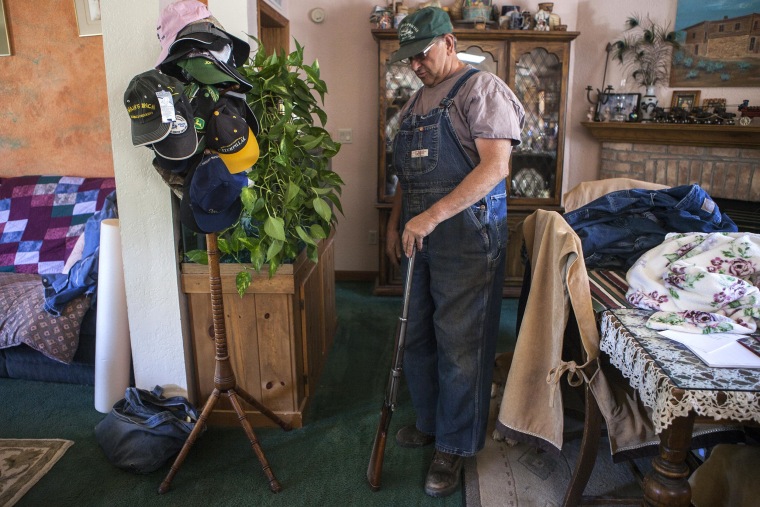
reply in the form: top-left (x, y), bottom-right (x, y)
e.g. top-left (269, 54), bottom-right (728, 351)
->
top-left (402, 37), bottom-right (443, 65)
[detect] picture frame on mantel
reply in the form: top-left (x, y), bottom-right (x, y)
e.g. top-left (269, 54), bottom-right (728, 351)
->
top-left (74, 0), bottom-right (101, 37)
top-left (596, 93), bottom-right (641, 122)
top-left (670, 90), bottom-right (701, 111)
top-left (0, 0), bottom-right (11, 56)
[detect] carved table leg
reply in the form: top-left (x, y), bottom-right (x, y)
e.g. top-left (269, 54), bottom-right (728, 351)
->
top-left (643, 412), bottom-right (696, 507)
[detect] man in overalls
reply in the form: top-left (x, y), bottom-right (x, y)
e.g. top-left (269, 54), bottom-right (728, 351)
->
top-left (384, 6), bottom-right (525, 499)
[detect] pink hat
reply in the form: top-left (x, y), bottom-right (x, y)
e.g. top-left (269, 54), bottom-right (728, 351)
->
top-left (155, 0), bottom-right (212, 67)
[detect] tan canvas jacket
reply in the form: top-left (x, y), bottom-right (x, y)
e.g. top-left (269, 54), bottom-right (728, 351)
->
top-left (496, 209), bottom-right (657, 456)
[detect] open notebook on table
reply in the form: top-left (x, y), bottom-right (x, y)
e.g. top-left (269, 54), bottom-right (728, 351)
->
top-left (658, 329), bottom-right (760, 369)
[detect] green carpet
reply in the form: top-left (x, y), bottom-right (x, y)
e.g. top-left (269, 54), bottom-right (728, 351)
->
top-left (0, 282), bottom-right (518, 507)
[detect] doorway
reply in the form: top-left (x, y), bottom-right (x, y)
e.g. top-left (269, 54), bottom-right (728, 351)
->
top-left (258, 0), bottom-right (289, 54)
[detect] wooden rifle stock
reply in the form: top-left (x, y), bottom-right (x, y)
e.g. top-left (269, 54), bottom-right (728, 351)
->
top-left (367, 248), bottom-right (416, 491)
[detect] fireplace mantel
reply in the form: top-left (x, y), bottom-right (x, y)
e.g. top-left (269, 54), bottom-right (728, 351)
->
top-left (581, 121), bottom-right (760, 149)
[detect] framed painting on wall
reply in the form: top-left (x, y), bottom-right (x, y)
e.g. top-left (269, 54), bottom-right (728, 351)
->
top-left (74, 0), bottom-right (101, 37)
top-left (670, 0), bottom-right (760, 87)
top-left (0, 0), bottom-right (10, 56)
top-left (263, 0), bottom-right (287, 17)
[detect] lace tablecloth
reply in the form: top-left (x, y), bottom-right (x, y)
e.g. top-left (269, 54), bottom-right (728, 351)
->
top-left (600, 308), bottom-right (760, 434)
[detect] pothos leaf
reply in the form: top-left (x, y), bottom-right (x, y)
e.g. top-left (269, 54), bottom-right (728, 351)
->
top-left (312, 197), bottom-right (332, 223)
top-left (241, 186), bottom-right (256, 210)
top-left (236, 270), bottom-right (251, 298)
top-left (310, 224), bottom-right (327, 240)
top-left (267, 239), bottom-right (283, 262)
top-left (296, 225), bottom-right (317, 246)
top-left (264, 216), bottom-right (286, 241)
top-left (285, 181), bottom-right (301, 205)
top-left (185, 249), bottom-right (208, 264)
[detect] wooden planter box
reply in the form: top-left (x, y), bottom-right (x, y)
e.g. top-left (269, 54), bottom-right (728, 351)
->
top-left (181, 233), bottom-right (336, 428)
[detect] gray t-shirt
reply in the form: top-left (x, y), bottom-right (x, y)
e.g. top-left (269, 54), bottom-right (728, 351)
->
top-left (403, 65), bottom-right (525, 166)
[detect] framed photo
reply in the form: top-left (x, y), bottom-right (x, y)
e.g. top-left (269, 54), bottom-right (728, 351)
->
top-left (670, 90), bottom-right (701, 111)
top-left (74, 0), bottom-right (101, 37)
top-left (0, 0), bottom-right (10, 56)
top-left (702, 98), bottom-right (727, 111)
top-left (595, 93), bottom-right (641, 122)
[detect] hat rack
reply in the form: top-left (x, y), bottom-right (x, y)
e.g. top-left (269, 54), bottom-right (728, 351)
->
top-left (158, 232), bottom-right (293, 494)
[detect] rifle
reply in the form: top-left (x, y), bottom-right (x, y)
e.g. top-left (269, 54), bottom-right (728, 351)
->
top-left (367, 247), bottom-right (416, 491)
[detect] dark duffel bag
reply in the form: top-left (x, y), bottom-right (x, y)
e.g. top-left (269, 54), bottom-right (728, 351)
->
top-left (95, 385), bottom-right (203, 473)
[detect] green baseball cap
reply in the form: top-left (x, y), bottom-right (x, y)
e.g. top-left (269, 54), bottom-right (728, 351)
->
top-left (177, 57), bottom-right (237, 86)
top-left (390, 7), bottom-right (453, 64)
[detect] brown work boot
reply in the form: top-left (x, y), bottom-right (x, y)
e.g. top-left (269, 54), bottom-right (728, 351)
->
top-left (395, 425), bottom-right (435, 448)
top-left (424, 450), bottom-right (463, 498)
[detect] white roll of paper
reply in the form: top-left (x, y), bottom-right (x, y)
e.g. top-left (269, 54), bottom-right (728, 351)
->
top-left (94, 218), bottom-right (132, 413)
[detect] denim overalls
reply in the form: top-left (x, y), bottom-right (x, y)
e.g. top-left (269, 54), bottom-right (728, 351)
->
top-left (392, 68), bottom-right (507, 456)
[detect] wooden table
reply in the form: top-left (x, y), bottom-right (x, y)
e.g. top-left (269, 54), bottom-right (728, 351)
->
top-left (600, 309), bottom-right (760, 506)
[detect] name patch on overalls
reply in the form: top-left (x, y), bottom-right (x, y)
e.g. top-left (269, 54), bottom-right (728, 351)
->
top-left (411, 149), bottom-right (429, 158)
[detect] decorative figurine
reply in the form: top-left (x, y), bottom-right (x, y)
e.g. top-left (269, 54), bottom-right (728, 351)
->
top-left (521, 10), bottom-right (535, 30)
top-left (534, 7), bottom-right (551, 31)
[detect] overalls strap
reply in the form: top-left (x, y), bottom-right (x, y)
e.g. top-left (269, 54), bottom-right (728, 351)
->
top-left (440, 68), bottom-right (479, 109)
top-left (405, 67), bottom-right (481, 114)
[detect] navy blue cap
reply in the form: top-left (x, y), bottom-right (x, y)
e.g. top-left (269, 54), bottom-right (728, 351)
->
top-left (184, 154), bottom-right (247, 233)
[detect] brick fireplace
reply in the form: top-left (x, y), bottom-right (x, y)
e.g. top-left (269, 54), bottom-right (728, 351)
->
top-left (582, 122), bottom-right (760, 203)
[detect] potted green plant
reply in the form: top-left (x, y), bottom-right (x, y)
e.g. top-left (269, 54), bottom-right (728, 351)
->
top-left (186, 39), bottom-right (344, 296)
top-left (612, 15), bottom-right (680, 119)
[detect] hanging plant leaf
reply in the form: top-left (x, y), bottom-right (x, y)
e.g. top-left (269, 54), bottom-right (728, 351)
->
top-left (240, 186), bottom-right (256, 211)
top-left (310, 224), bottom-right (327, 240)
top-left (285, 181), bottom-right (301, 205)
top-left (312, 197), bottom-right (332, 223)
top-left (185, 249), bottom-right (208, 265)
top-left (296, 225), bottom-right (317, 246)
top-left (264, 216), bottom-right (286, 241)
top-left (266, 239), bottom-right (283, 262)
top-left (236, 270), bottom-right (251, 298)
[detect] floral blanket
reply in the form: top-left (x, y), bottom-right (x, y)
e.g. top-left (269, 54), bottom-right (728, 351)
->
top-left (626, 232), bottom-right (760, 334)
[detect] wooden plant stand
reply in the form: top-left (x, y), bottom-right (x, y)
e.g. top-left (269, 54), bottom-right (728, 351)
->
top-left (158, 232), bottom-right (292, 495)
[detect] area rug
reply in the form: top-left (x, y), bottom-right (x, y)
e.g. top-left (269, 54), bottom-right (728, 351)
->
top-left (464, 400), bottom-right (649, 507)
top-left (0, 439), bottom-right (73, 507)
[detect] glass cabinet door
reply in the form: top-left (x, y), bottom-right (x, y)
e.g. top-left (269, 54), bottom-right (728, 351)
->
top-left (380, 60), bottom-right (422, 202)
top-left (508, 41), bottom-right (568, 206)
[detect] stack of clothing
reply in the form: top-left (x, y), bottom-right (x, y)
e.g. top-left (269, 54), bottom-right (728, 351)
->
top-left (563, 184), bottom-right (738, 270)
top-left (564, 183), bottom-right (760, 336)
top-left (123, 0), bottom-right (260, 235)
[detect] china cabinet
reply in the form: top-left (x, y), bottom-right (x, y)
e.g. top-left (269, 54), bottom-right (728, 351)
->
top-left (372, 28), bottom-right (578, 296)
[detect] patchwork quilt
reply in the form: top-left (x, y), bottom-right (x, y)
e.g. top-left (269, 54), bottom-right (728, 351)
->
top-left (0, 176), bottom-right (117, 274)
